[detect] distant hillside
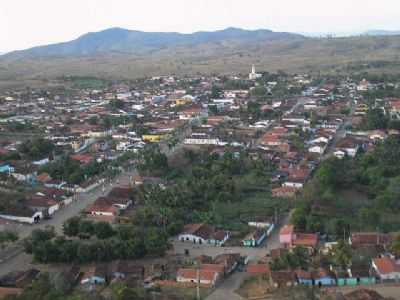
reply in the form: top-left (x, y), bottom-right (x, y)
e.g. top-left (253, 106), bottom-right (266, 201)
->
top-left (1, 28), bottom-right (400, 81)
top-left (364, 30), bottom-right (400, 36)
top-left (4, 27), bottom-right (304, 58)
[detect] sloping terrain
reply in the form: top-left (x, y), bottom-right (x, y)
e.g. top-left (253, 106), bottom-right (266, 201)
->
top-left (1, 28), bottom-right (400, 81)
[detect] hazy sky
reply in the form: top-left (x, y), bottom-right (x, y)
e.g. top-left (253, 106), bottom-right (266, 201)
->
top-left (1, 0), bottom-right (400, 52)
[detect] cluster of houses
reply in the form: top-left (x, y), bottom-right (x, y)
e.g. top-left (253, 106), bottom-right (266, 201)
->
top-left (178, 220), bottom-right (275, 248)
top-left (85, 186), bottom-right (134, 223)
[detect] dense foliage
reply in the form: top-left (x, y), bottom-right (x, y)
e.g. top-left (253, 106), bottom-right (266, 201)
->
top-left (40, 156), bottom-right (107, 184)
top-left (292, 135), bottom-right (400, 236)
top-left (24, 223), bottom-right (168, 264)
top-left (270, 246), bottom-right (309, 271)
top-left (137, 147), bottom-right (286, 232)
top-left (6, 272), bottom-right (150, 300)
top-left (18, 138), bottom-right (55, 160)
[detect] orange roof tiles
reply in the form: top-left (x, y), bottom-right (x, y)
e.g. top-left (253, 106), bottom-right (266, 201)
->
top-left (373, 257), bottom-right (400, 274)
top-left (247, 264), bottom-right (270, 275)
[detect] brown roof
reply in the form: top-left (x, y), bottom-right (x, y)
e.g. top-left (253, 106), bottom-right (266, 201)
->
top-left (295, 269), bottom-right (312, 280)
top-left (25, 196), bottom-right (58, 208)
top-left (201, 264), bottom-right (225, 274)
top-left (177, 268), bottom-right (219, 282)
top-left (272, 186), bottom-right (297, 197)
top-left (351, 232), bottom-right (393, 247)
top-left (373, 257), bottom-right (400, 274)
top-left (0, 287), bottom-right (23, 298)
top-left (108, 187), bottom-right (133, 200)
top-left (270, 248), bottom-right (289, 258)
top-left (293, 233), bottom-right (318, 248)
top-left (182, 223), bottom-right (215, 240)
top-left (247, 264), bottom-right (270, 275)
top-left (110, 260), bottom-right (144, 278)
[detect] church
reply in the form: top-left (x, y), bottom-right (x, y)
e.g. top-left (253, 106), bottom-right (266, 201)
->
top-left (249, 65), bottom-right (262, 80)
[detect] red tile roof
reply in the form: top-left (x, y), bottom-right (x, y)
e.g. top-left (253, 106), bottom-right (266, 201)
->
top-left (247, 264), bottom-right (270, 275)
top-left (177, 268), bottom-right (219, 282)
top-left (293, 233), bottom-right (318, 248)
top-left (373, 257), bottom-right (400, 274)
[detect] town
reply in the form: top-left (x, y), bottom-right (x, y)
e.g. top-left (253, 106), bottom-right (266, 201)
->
top-left (0, 68), bottom-right (399, 300)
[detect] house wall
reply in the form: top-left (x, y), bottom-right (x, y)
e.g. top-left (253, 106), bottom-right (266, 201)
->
top-left (315, 277), bottom-right (336, 286)
top-left (63, 197), bottom-right (73, 205)
top-left (176, 276), bottom-right (215, 287)
top-left (360, 277), bottom-right (376, 285)
top-left (81, 276), bottom-right (106, 285)
top-left (279, 233), bottom-right (292, 245)
top-left (208, 233), bottom-right (229, 246)
top-left (0, 211), bottom-right (43, 224)
top-left (345, 148), bottom-right (358, 157)
top-left (248, 221), bottom-right (270, 228)
top-left (178, 234), bottom-right (207, 244)
top-left (283, 182), bottom-right (303, 188)
top-left (113, 200), bottom-right (132, 210)
top-left (91, 211), bottom-right (114, 216)
top-left (377, 272), bottom-right (400, 281)
top-left (48, 204), bottom-right (60, 215)
top-left (373, 261), bottom-right (400, 281)
top-left (298, 279), bottom-right (313, 286)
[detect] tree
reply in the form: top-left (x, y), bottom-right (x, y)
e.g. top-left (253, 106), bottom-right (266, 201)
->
top-left (94, 222), bottom-right (115, 239)
top-left (63, 217), bottom-right (81, 237)
top-left (0, 231), bottom-right (18, 247)
top-left (331, 240), bottom-right (352, 269)
top-left (364, 108), bottom-right (388, 130)
top-left (211, 85), bottom-right (222, 99)
top-left (18, 138), bottom-right (55, 160)
top-left (359, 208), bottom-right (380, 229)
top-left (391, 235), bottom-right (400, 257)
top-left (144, 228), bottom-right (168, 256)
top-left (291, 207), bottom-right (308, 231)
top-left (78, 220), bottom-right (95, 237)
top-left (110, 99), bottom-right (125, 110)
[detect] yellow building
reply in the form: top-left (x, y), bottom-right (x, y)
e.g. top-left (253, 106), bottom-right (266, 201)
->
top-left (142, 135), bottom-right (164, 142)
top-left (175, 98), bottom-right (192, 106)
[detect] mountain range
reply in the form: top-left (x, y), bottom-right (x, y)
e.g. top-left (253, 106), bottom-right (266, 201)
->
top-left (3, 27), bottom-right (304, 58)
top-left (363, 30), bottom-right (400, 36)
top-left (1, 27), bottom-right (400, 82)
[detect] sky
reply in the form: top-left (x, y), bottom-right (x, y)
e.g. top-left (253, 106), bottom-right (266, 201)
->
top-left (1, 0), bottom-right (400, 52)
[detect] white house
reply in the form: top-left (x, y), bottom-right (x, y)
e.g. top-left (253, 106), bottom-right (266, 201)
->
top-left (177, 269), bottom-right (220, 287)
top-left (372, 257), bottom-right (400, 281)
top-left (81, 265), bottom-right (107, 285)
top-left (0, 209), bottom-right (43, 224)
top-left (178, 223), bottom-right (230, 246)
top-left (335, 138), bottom-right (360, 158)
top-left (184, 137), bottom-right (220, 145)
top-left (283, 180), bottom-right (304, 189)
top-left (308, 143), bottom-right (327, 155)
top-left (334, 150), bottom-right (347, 159)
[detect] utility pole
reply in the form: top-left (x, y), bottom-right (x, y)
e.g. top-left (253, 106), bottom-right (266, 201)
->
top-left (196, 262), bottom-right (201, 300)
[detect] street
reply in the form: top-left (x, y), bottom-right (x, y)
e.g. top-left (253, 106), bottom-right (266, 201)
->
top-left (172, 215), bottom-right (290, 300)
top-left (0, 169), bottom-right (136, 276)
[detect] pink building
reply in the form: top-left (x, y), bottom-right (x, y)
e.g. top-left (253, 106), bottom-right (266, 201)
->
top-left (279, 225), bottom-right (294, 247)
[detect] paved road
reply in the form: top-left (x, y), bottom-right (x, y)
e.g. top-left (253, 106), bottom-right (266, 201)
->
top-left (0, 170), bottom-right (136, 276)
